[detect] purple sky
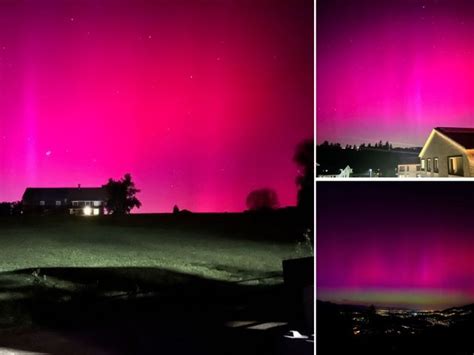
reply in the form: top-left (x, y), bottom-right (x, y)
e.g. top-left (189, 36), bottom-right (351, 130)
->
top-left (0, 0), bottom-right (313, 212)
top-left (318, 0), bottom-right (474, 147)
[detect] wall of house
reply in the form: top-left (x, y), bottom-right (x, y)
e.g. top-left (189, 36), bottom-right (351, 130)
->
top-left (397, 164), bottom-right (421, 178)
top-left (419, 132), bottom-right (472, 177)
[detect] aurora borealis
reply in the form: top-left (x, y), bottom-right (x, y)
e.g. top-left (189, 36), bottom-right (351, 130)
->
top-left (0, 0), bottom-right (313, 212)
top-left (318, 0), bottom-right (474, 147)
top-left (318, 182), bottom-right (474, 310)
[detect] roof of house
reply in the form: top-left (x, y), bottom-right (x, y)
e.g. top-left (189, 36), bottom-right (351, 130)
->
top-left (435, 127), bottom-right (474, 149)
top-left (22, 187), bottom-right (107, 203)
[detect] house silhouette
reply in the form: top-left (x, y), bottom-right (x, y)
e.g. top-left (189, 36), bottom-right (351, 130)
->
top-left (22, 185), bottom-right (107, 216)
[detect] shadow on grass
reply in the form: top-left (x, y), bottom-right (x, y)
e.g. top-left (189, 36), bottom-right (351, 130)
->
top-left (0, 266), bottom-right (307, 355)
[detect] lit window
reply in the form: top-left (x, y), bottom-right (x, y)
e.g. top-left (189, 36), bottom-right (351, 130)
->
top-left (93, 201), bottom-right (101, 207)
top-left (433, 158), bottom-right (439, 173)
top-left (448, 156), bottom-right (464, 176)
top-left (421, 159), bottom-right (426, 170)
top-left (93, 208), bottom-right (100, 215)
top-left (40, 201), bottom-right (45, 206)
top-left (56, 201), bottom-right (61, 206)
top-left (83, 206), bottom-right (92, 216)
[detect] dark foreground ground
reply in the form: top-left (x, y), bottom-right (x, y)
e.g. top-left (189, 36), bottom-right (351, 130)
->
top-left (0, 212), bottom-right (313, 354)
top-left (317, 300), bottom-right (474, 355)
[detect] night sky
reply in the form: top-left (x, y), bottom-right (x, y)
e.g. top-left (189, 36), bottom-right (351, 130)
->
top-left (318, 0), bottom-right (474, 147)
top-left (0, 0), bottom-right (313, 212)
top-left (318, 182), bottom-right (474, 310)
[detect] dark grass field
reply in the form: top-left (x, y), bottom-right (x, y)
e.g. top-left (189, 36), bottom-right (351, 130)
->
top-left (0, 212), bottom-right (313, 354)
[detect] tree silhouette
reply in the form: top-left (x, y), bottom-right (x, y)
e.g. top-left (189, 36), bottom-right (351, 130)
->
top-left (0, 202), bottom-right (11, 216)
top-left (246, 188), bottom-right (279, 211)
top-left (103, 173), bottom-right (141, 214)
top-left (294, 139), bottom-right (314, 224)
top-left (0, 201), bottom-right (22, 216)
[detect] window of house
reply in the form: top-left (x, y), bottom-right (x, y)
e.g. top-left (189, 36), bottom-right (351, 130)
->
top-left (416, 165), bottom-right (421, 171)
top-left (421, 159), bottom-right (426, 170)
top-left (39, 201), bottom-right (45, 206)
top-left (406, 166), bottom-right (410, 172)
top-left (399, 166), bottom-right (405, 172)
top-left (448, 156), bottom-right (464, 176)
top-left (56, 201), bottom-right (61, 206)
top-left (433, 158), bottom-right (439, 173)
top-left (427, 158), bottom-right (432, 172)
top-left (72, 201), bottom-right (78, 206)
top-left (93, 201), bottom-right (101, 207)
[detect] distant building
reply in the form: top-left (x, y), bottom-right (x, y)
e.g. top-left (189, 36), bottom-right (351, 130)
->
top-left (419, 127), bottom-right (474, 177)
top-left (397, 156), bottom-right (421, 178)
top-left (22, 186), bottom-right (107, 215)
top-left (318, 165), bottom-right (353, 178)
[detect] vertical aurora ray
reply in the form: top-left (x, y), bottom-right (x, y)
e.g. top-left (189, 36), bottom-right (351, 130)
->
top-left (317, 0), bottom-right (474, 146)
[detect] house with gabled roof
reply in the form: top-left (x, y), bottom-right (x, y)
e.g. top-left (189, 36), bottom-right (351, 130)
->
top-left (22, 185), bottom-right (107, 215)
top-left (419, 127), bottom-right (474, 177)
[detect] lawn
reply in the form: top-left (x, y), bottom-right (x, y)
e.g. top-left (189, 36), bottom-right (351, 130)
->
top-left (0, 212), bottom-right (312, 353)
top-left (0, 212), bottom-right (306, 282)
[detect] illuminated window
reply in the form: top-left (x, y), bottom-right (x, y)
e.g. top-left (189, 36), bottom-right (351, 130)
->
top-left (448, 156), bottom-right (464, 176)
top-left (56, 201), bottom-right (61, 206)
top-left (427, 158), bottom-right (431, 172)
top-left (83, 206), bottom-right (92, 216)
top-left (433, 158), bottom-right (439, 173)
top-left (93, 208), bottom-right (99, 215)
top-left (93, 201), bottom-right (101, 207)
top-left (421, 159), bottom-right (426, 170)
top-left (40, 201), bottom-right (45, 206)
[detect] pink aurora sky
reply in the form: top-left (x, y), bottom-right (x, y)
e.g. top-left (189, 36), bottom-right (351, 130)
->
top-left (0, 0), bottom-right (313, 212)
top-left (318, 0), bottom-right (474, 147)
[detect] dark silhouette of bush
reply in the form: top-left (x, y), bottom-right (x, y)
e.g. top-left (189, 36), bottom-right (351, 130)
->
top-left (294, 139), bottom-right (314, 224)
top-left (246, 188), bottom-right (279, 211)
top-left (103, 173), bottom-right (141, 215)
top-left (0, 201), bottom-right (22, 216)
top-left (0, 202), bottom-right (11, 216)
top-left (173, 205), bottom-right (180, 214)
